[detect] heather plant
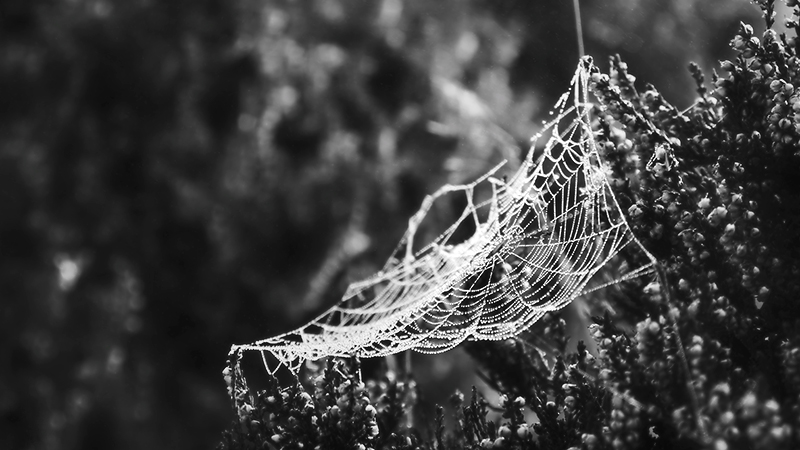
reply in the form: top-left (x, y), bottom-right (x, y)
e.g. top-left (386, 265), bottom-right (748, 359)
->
top-left (219, 1), bottom-right (800, 449)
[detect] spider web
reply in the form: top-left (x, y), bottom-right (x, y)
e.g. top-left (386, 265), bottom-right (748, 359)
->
top-left (230, 58), bottom-right (656, 379)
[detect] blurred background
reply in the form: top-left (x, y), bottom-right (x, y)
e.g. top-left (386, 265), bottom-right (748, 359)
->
top-left (0, 0), bottom-right (771, 448)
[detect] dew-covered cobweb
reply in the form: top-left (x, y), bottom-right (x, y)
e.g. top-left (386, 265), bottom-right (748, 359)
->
top-left (229, 58), bottom-right (657, 380)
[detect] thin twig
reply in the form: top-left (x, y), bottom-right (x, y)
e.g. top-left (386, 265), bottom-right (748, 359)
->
top-left (654, 263), bottom-right (709, 443)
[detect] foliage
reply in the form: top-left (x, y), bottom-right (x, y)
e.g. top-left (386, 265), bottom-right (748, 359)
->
top-left (0, 1), bottom-right (775, 450)
top-left (220, 2), bottom-right (800, 449)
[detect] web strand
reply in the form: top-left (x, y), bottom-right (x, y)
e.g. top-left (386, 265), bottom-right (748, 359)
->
top-left (230, 58), bottom-right (657, 381)
top-left (573, 0), bottom-right (585, 58)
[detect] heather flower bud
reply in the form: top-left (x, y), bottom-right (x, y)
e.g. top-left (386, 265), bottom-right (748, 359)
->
top-left (644, 282), bottom-right (661, 295)
top-left (688, 299), bottom-right (701, 317)
top-left (649, 223), bottom-right (664, 239)
top-left (583, 434), bottom-right (600, 450)
top-left (724, 223), bottom-right (736, 235)
top-left (707, 206), bottom-right (728, 226)
top-left (628, 204), bottom-right (644, 220)
top-left (720, 60), bottom-right (735, 71)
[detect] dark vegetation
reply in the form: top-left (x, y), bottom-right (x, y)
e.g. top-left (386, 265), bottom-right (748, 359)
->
top-left (1, 0), bottom-right (793, 449)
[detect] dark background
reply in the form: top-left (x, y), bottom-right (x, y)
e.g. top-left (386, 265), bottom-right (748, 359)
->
top-left (0, 1), bottom-right (767, 449)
